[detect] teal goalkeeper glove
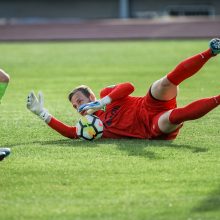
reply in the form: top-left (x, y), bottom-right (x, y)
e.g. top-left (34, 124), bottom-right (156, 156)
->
top-left (78, 96), bottom-right (111, 114)
top-left (26, 91), bottom-right (51, 122)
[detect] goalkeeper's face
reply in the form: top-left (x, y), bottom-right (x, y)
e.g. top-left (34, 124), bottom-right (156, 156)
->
top-left (70, 91), bottom-right (96, 114)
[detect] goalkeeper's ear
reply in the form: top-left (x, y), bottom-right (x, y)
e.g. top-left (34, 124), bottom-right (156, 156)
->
top-left (89, 93), bottom-right (96, 101)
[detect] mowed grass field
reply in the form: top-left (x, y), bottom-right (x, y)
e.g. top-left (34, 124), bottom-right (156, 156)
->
top-left (0, 40), bottom-right (219, 220)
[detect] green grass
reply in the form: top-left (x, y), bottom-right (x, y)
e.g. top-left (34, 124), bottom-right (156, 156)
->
top-left (0, 40), bottom-right (219, 220)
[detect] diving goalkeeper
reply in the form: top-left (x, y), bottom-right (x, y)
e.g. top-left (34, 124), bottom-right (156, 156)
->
top-left (27, 38), bottom-right (220, 140)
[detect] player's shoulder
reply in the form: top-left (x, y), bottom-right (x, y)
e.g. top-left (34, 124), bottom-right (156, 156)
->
top-left (106, 85), bottom-right (116, 89)
top-left (100, 85), bottom-right (116, 98)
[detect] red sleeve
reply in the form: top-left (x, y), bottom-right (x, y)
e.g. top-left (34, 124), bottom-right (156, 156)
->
top-left (100, 82), bottom-right (134, 101)
top-left (48, 116), bottom-right (78, 139)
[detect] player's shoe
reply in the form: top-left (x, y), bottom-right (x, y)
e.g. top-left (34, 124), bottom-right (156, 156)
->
top-left (209, 38), bottom-right (220, 55)
top-left (0, 152), bottom-right (6, 161)
top-left (0, 148), bottom-right (11, 161)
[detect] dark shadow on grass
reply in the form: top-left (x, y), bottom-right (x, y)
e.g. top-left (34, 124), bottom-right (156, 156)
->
top-left (1, 138), bottom-right (208, 160)
top-left (192, 186), bottom-right (220, 212)
top-left (106, 139), bottom-right (208, 159)
top-left (150, 140), bottom-right (208, 153)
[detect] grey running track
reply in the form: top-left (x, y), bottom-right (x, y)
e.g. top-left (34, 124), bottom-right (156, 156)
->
top-left (0, 18), bottom-right (220, 41)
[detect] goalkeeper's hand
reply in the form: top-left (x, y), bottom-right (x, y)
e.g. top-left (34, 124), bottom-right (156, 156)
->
top-left (26, 91), bottom-right (51, 122)
top-left (78, 96), bottom-right (111, 115)
top-left (78, 101), bottom-right (103, 115)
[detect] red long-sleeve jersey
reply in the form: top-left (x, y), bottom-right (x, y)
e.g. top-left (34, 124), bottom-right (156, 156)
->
top-left (48, 82), bottom-right (178, 140)
top-left (48, 82), bottom-right (137, 138)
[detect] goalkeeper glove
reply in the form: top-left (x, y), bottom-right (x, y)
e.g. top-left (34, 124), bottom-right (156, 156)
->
top-left (27, 91), bottom-right (51, 123)
top-left (78, 96), bottom-right (111, 114)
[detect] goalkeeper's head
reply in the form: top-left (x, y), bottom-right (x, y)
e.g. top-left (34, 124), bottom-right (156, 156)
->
top-left (68, 85), bottom-right (96, 111)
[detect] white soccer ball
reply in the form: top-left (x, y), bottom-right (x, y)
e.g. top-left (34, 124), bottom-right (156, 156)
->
top-left (76, 115), bottom-right (103, 141)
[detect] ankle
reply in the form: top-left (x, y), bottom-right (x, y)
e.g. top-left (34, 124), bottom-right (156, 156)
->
top-left (213, 95), bottom-right (220, 104)
top-left (202, 49), bottom-right (214, 58)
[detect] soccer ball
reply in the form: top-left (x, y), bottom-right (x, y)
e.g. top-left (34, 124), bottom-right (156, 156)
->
top-left (76, 115), bottom-right (103, 141)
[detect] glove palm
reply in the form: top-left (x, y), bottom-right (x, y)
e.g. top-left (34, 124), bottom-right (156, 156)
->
top-left (27, 91), bottom-right (50, 122)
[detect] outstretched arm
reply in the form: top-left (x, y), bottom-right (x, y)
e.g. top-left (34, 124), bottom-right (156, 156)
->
top-left (26, 91), bottom-right (78, 139)
top-left (79, 82), bottom-right (134, 114)
top-left (47, 117), bottom-right (78, 139)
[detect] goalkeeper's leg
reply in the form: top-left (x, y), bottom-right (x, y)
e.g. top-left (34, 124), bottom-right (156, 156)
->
top-left (158, 95), bottom-right (220, 133)
top-left (0, 69), bottom-right (10, 102)
top-left (150, 40), bottom-right (217, 101)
